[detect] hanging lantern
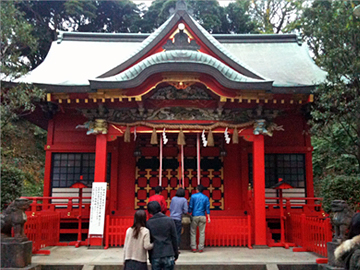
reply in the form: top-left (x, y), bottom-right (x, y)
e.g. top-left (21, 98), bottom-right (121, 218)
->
top-left (150, 128), bottom-right (158, 145)
top-left (124, 126), bottom-right (131, 142)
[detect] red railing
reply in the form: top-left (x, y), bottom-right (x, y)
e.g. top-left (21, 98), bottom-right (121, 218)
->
top-left (24, 211), bottom-right (61, 254)
top-left (287, 213), bottom-right (332, 257)
top-left (104, 215), bottom-right (252, 249)
top-left (265, 197), bottom-right (325, 218)
top-left (205, 216), bottom-right (252, 248)
top-left (104, 216), bottom-right (133, 248)
top-left (23, 196), bottom-right (91, 218)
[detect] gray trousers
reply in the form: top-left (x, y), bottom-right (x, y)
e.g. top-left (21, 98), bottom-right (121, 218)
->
top-left (190, 216), bottom-right (206, 250)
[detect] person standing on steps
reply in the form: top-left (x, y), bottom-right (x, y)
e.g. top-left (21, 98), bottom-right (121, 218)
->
top-left (188, 184), bottom-right (210, 253)
top-left (148, 186), bottom-right (167, 215)
top-left (123, 210), bottom-right (153, 270)
top-left (170, 187), bottom-right (188, 249)
top-left (146, 201), bottom-right (179, 270)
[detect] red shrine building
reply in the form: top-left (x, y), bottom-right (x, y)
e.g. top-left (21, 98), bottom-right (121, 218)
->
top-left (19, 1), bottom-right (327, 248)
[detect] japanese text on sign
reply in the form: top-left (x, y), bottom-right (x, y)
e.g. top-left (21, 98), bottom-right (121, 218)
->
top-left (88, 182), bottom-right (107, 236)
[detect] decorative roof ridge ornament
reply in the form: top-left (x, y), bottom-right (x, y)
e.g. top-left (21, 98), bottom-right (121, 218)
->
top-left (176, 0), bottom-right (187, 12)
top-left (163, 23), bottom-right (200, 51)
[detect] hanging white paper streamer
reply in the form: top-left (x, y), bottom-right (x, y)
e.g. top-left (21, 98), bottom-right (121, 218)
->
top-left (201, 129), bottom-right (207, 147)
top-left (134, 126), bottom-right (137, 141)
top-left (224, 127), bottom-right (231, 144)
top-left (162, 128), bottom-right (168, 144)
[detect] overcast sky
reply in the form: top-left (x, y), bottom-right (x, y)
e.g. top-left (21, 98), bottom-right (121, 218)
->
top-left (133, 0), bottom-right (236, 7)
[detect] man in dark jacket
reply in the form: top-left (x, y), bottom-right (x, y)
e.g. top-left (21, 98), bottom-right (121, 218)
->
top-left (147, 201), bottom-right (179, 270)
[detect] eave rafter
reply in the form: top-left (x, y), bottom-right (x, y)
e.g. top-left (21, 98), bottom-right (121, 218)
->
top-left (48, 90), bottom-right (313, 106)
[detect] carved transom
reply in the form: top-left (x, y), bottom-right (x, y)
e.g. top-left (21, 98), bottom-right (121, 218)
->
top-left (150, 85), bottom-right (213, 100)
top-left (79, 105), bottom-right (282, 126)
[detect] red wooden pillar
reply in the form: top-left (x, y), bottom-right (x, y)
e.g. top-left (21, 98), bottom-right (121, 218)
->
top-left (43, 119), bottom-right (55, 198)
top-left (252, 134), bottom-right (267, 246)
top-left (94, 134), bottom-right (107, 183)
top-left (305, 150), bottom-right (314, 197)
top-left (89, 134), bottom-right (108, 247)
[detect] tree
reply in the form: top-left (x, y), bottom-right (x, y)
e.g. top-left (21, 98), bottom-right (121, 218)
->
top-left (140, 0), bottom-right (256, 34)
top-left (17, 1), bottom-right (97, 69)
top-left (140, 0), bottom-right (177, 33)
top-left (225, 1), bottom-right (257, 34)
top-left (17, 1), bottom-right (142, 69)
top-left (0, 1), bottom-right (45, 130)
top-left (187, 0), bottom-right (227, 33)
top-left (1, 2), bottom-right (46, 206)
top-left (301, 0), bottom-right (360, 175)
top-left (242, 0), bottom-right (303, 34)
top-left (76, 1), bottom-right (142, 33)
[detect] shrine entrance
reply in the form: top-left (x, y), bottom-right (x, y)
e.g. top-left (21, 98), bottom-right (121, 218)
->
top-left (134, 134), bottom-right (225, 211)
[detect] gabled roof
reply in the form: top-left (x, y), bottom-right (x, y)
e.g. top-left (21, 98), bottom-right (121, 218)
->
top-left (90, 50), bottom-right (272, 91)
top-left (15, 0), bottom-right (326, 94)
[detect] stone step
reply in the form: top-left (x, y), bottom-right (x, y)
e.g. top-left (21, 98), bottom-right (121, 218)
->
top-left (36, 264), bottom-right (318, 270)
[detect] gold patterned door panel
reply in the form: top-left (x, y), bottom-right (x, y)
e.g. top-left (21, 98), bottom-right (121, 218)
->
top-left (135, 156), bottom-right (224, 210)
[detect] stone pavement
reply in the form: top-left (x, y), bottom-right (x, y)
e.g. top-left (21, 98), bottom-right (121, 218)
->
top-left (29, 246), bottom-right (323, 270)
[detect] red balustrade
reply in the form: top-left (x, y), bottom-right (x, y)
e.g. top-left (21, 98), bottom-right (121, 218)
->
top-left (24, 211), bottom-right (60, 255)
top-left (104, 216), bottom-right (133, 249)
top-left (104, 215), bottom-right (252, 249)
top-left (205, 216), bottom-right (252, 248)
top-left (287, 213), bottom-right (332, 257)
top-left (23, 196), bottom-right (91, 217)
top-left (265, 197), bottom-right (325, 218)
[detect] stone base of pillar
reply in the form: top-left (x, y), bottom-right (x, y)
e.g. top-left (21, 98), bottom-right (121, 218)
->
top-left (1, 240), bottom-right (32, 268)
top-left (327, 241), bottom-right (345, 268)
top-left (252, 245), bottom-right (270, 249)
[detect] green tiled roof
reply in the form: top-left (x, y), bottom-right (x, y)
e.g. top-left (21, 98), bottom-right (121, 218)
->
top-left (94, 50), bottom-right (268, 84)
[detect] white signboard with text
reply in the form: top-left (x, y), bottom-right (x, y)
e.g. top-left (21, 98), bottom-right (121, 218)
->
top-left (88, 182), bottom-right (107, 236)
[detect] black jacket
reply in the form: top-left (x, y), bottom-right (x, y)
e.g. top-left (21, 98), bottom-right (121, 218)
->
top-left (146, 212), bottom-right (179, 260)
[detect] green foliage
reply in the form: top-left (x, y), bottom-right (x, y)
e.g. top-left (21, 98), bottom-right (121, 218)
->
top-left (22, 178), bottom-right (44, 198)
top-left (242, 0), bottom-right (304, 33)
top-left (226, 1), bottom-right (257, 34)
top-left (320, 175), bottom-right (360, 213)
top-left (1, 2), bottom-right (45, 130)
top-left (140, 0), bottom-right (176, 32)
top-left (187, 0), bottom-right (226, 33)
top-left (77, 1), bottom-right (142, 33)
top-left (138, 0), bottom-right (257, 34)
top-left (0, 1), bottom-right (37, 77)
top-left (1, 84), bottom-right (45, 130)
top-left (301, 0), bottom-right (360, 174)
top-left (0, 165), bottom-right (28, 210)
top-left (1, 119), bottom-right (46, 185)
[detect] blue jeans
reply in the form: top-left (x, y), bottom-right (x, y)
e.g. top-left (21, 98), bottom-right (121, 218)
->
top-left (173, 219), bottom-right (182, 248)
top-left (151, 256), bottom-right (175, 270)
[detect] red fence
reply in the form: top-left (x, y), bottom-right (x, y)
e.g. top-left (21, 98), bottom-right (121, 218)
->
top-left (24, 211), bottom-right (61, 254)
top-left (104, 216), bottom-right (133, 248)
top-left (286, 213), bottom-right (332, 257)
top-left (265, 197), bottom-right (325, 218)
top-left (205, 216), bottom-right (252, 248)
top-left (24, 196), bottom-right (91, 219)
top-left (104, 215), bottom-right (252, 249)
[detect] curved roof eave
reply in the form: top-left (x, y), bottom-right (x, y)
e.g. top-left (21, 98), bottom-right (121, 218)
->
top-left (90, 50), bottom-right (273, 91)
top-left (98, 14), bottom-right (177, 78)
top-left (97, 10), bottom-right (269, 81)
top-left (187, 15), bottom-right (268, 80)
